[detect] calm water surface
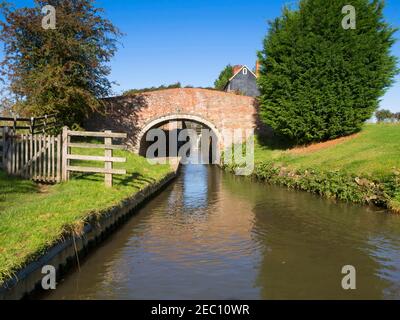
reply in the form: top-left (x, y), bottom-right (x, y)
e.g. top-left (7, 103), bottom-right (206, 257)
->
top-left (44, 165), bottom-right (400, 300)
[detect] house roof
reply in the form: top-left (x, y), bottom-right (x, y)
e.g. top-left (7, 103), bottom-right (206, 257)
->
top-left (232, 65), bottom-right (243, 75)
top-left (229, 65), bottom-right (257, 82)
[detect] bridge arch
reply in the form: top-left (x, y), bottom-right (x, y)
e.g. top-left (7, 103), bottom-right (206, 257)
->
top-left (136, 113), bottom-right (223, 157)
top-left (84, 88), bottom-right (258, 160)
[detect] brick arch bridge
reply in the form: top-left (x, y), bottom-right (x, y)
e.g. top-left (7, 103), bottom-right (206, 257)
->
top-left (85, 88), bottom-right (258, 155)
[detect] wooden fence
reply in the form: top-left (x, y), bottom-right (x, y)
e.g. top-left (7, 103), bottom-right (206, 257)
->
top-left (0, 126), bottom-right (128, 187)
top-left (0, 127), bottom-right (62, 182)
top-left (0, 114), bottom-right (58, 134)
top-left (63, 127), bottom-right (127, 187)
top-left (0, 127), bottom-right (6, 170)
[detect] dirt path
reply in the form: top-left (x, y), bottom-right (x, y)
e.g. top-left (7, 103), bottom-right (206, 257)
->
top-left (289, 133), bottom-right (359, 154)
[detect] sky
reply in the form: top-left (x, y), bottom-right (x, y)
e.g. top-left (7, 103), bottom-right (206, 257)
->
top-left (2, 0), bottom-right (400, 112)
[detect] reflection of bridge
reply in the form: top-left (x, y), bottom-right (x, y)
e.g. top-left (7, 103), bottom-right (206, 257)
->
top-left (85, 88), bottom-right (258, 156)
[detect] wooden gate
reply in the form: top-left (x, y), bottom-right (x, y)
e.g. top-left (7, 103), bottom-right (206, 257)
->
top-left (62, 127), bottom-right (127, 187)
top-left (0, 127), bottom-right (62, 182)
top-left (0, 126), bottom-right (127, 186)
top-left (0, 127), bottom-right (6, 170)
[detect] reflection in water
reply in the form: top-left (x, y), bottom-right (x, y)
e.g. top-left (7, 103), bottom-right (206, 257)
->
top-left (43, 165), bottom-right (400, 300)
top-left (183, 165), bottom-right (208, 209)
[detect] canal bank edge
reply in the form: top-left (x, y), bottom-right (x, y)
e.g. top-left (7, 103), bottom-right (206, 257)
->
top-left (224, 162), bottom-right (400, 214)
top-left (0, 159), bottom-right (181, 300)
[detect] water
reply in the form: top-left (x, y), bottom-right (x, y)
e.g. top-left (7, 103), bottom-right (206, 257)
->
top-left (44, 165), bottom-right (400, 300)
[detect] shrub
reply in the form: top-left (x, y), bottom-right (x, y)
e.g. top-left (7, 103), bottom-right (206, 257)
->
top-left (258, 0), bottom-right (398, 144)
top-left (214, 65), bottom-right (233, 91)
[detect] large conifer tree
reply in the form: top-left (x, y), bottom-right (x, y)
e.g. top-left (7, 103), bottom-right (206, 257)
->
top-left (258, 0), bottom-right (397, 144)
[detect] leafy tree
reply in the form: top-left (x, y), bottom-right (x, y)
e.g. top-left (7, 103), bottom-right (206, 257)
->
top-left (258, 0), bottom-right (398, 144)
top-left (375, 109), bottom-right (393, 122)
top-left (123, 82), bottom-right (182, 96)
top-left (0, 0), bottom-right (121, 126)
top-left (214, 65), bottom-right (233, 91)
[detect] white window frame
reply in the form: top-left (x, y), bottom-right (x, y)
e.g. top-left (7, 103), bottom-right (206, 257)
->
top-left (243, 68), bottom-right (247, 75)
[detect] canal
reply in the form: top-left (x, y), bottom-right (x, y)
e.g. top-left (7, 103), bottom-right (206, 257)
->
top-left (44, 164), bottom-right (400, 300)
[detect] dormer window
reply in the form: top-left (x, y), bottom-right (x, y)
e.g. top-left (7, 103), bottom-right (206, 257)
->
top-left (243, 68), bottom-right (248, 75)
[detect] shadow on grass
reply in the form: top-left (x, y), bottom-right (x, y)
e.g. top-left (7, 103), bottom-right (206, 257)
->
top-left (257, 131), bottom-right (296, 151)
top-left (0, 171), bottom-right (39, 207)
top-left (71, 172), bottom-right (156, 188)
top-left (256, 126), bottom-right (366, 152)
top-left (116, 172), bottom-right (156, 186)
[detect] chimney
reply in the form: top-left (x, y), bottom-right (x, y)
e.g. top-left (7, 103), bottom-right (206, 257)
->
top-left (232, 65), bottom-right (242, 75)
top-left (255, 60), bottom-right (260, 77)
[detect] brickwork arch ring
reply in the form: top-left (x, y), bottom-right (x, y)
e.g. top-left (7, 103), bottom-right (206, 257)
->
top-left (135, 113), bottom-right (224, 156)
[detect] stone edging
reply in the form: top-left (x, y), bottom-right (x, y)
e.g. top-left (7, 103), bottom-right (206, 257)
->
top-left (0, 165), bottom-right (179, 300)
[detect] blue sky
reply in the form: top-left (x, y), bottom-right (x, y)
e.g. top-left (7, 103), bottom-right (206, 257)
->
top-left (3, 0), bottom-right (400, 112)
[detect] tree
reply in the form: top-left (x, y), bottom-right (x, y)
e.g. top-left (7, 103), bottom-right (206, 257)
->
top-left (214, 65), bottom-right (233, 91)
top-left (258, 0), bottom-right (398, 144)
top-left (375, 109), bottom-right (393, 123)
top-left (123, 82), bottom-right (182, 96)
top-left (0, 0), bottom-right (121, 126)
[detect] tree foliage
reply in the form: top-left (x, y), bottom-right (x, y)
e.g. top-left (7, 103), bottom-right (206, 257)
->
top-left (214, 64), bottom-right (233, 90)
top-left (258, 0), bottom-right (398, 144)
top-left (375, 109), bottom-right (399, 123)
top-left (123, 82), bottom-right (182, 96)
top-left (0, 0), bottom-right (121, 126)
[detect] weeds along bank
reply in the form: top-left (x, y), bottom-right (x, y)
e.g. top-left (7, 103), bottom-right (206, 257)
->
top-left (225, 124), bottom-right (400, 213)
top-left (253, 163), bottom-right (400, 213)
top-left (0, 149), bottom-right (173, 286)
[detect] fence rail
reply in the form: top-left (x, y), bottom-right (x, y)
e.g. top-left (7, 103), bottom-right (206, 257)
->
top-left (0, 126), bottom-right (127, 187)
top-left (0, 114), bottom-right (58, 134)
top-left (63, 127), bottom-right (127, 187)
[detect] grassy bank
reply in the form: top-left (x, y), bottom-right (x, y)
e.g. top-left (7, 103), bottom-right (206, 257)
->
top-left (254, 124), bottom-right (400, 177)
top-left (229, 124), bottom-right (400, 212)
top-left (0, 149), bottom-right (172, 284)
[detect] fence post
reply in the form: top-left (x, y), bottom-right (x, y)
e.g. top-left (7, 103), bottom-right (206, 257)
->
top-left (56, 133), bottom-right (62, 183)
top-left (61, 126), bottom-right (68, 181)
top-left (30, 117), bottom-right (34, 135)
top-left (30, 132), bottom-right (34, 178)
top-left (104, 130), bottom-right (112, 187)
top-left (1, 127), bottom-right (6, 170)
top-left (43, 115), bottom-right (47, 134)
top-left (7, 129), bottom-right (12, 174)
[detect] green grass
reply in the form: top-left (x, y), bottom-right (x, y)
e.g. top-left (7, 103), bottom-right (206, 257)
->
top-left (254, 124), bottom-right (400, 178)
top-left (0, 172), bottom-right (39, 212)
top-left (0, 149), bottom-right (172, 284)
top-left (246, 123), bottom-right (400, 212)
